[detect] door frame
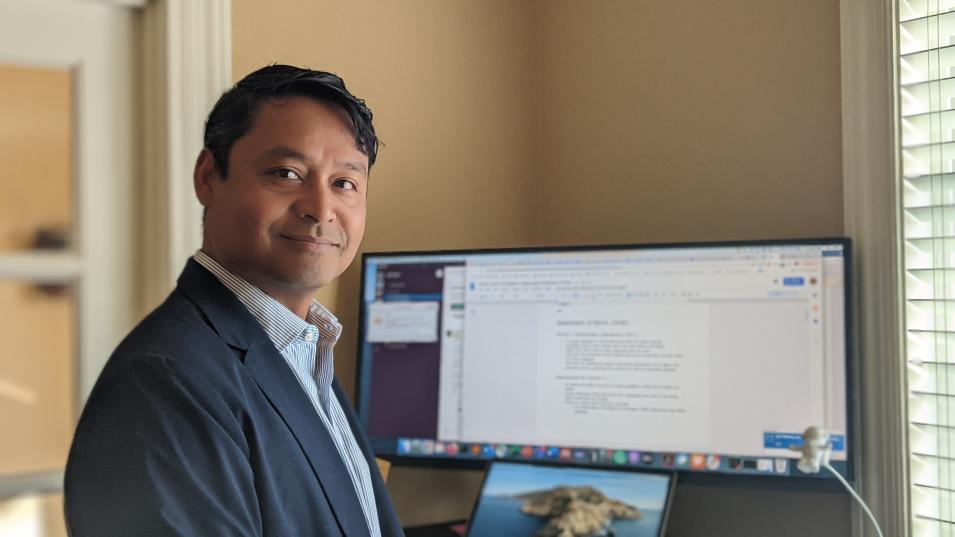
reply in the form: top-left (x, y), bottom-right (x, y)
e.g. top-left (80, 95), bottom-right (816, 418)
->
top-left (140, 0), bottom-right (233, 314)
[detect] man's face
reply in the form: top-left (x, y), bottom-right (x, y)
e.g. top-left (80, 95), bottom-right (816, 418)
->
top-left (196, 96), bottom-right (368, 299)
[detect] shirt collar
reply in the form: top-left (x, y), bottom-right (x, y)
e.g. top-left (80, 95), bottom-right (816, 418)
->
top-left (193, 250), bottom-right (342, 350)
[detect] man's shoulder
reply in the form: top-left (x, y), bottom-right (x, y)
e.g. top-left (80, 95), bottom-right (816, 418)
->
top-left (103, 288), bottom-right (244, 383)
top-left (118, 289), bottom-right (216, 355)
top-left (79, 287), bottom-right (257, 427)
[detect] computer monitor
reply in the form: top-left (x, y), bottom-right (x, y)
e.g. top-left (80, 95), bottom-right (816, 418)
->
top-left (355, 239), bottom-right (852, 479)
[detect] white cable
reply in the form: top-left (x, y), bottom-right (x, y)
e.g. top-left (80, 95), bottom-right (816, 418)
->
top-left (823, 462), bottom-right (885, 537)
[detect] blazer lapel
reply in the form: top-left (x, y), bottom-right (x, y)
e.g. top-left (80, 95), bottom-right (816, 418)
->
top-left (244, 339), bottom-right (372, 537)
top-left (176, 259), bottom-right (372, 537)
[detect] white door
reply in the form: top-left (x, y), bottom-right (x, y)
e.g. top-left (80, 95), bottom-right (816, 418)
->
top-left (0, 1), bottom-right (137, 535)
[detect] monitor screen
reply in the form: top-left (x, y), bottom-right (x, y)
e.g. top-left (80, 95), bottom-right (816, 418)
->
top-left (466, 462), bottom-right (675, 537)
top-left (356, 239), bottom-right (852, 478)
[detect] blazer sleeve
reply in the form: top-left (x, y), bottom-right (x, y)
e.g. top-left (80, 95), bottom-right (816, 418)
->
top-left (65, 354), bottom-right (262, 537)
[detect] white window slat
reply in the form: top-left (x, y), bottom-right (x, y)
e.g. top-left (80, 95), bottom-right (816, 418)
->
top-left (900, 4), bottom-right (955, 533)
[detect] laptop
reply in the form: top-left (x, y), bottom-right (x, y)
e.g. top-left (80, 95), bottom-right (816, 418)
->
top-left (466, 462), bottom-right (676, 537)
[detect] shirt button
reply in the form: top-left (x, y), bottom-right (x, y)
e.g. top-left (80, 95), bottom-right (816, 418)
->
top-left (304, 332), bottom-right (316, 342)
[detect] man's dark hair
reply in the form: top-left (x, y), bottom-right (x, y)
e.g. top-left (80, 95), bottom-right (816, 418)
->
top-left (203, 64), bottom-right (378, 177)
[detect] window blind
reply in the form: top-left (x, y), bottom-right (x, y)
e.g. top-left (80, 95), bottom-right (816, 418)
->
top-left (901, 0), bottom-right (955, 535)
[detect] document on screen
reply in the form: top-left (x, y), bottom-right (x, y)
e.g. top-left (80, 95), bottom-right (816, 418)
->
top-left (534, 302), bottom-right (711, 450)
top-left (458, 299), bottom-right (712, 450)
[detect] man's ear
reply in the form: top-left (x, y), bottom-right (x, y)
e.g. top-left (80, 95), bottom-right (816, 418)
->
top-left (194, 148), bottom-right (221, 207)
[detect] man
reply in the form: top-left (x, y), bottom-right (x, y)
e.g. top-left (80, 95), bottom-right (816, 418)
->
top-left (64, 65), bottom-right (403, 537)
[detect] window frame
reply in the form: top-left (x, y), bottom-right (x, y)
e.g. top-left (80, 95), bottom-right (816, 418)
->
top-left (843, 0), bottom-right (910, 535)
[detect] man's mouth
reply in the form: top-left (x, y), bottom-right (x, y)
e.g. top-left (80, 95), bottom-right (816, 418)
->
top-left (280, 234), bottom-right (342, 248)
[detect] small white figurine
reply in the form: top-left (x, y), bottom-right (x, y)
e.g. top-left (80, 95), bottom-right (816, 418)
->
top-left (795, 426), bottom-right (832, 473)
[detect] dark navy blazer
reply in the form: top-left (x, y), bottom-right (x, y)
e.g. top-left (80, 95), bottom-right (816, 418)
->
top-left (65, 260), bottom-right (404, 537)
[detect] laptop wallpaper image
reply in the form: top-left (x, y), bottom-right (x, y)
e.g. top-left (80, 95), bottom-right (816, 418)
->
top-left (467, 463), bottom-right (672, 537)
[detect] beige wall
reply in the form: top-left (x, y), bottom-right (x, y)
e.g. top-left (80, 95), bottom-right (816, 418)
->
top-left (538, 0), bottom-right (843, 246)
top-left (233, 1), bottom-right (848, 534)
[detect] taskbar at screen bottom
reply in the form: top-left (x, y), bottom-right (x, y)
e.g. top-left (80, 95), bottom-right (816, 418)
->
top-left (374, 437), bottom-right (849, 479)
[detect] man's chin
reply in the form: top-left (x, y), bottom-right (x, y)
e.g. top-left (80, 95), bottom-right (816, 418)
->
top-left (273, 267), bottom-right (341, 292)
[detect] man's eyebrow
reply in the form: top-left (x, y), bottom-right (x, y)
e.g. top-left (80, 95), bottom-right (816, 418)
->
top-left (340, 160), bottom-right (368, 175)
top-left (262, 146), bottom-right (309, 162)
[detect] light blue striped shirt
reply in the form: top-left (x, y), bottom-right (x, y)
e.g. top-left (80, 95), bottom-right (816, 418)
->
top-left (194, 251), bottom-right (381, 537)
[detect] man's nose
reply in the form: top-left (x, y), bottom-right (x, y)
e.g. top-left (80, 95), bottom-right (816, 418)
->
top-left (294, 181), bottom-right (335, 223)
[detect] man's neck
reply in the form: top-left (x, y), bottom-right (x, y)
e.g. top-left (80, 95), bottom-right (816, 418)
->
top-left (198, 248), bottom-right (313, 320)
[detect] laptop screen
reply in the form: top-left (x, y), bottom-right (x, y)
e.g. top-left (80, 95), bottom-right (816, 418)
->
top-left (467, 462), bottom-right (676, 537)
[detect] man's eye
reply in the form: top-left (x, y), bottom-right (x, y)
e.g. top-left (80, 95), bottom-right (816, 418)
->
top-left (270, 169), bottom-right (302, 181)
top-left (334, 178), bottom-right (358, 191)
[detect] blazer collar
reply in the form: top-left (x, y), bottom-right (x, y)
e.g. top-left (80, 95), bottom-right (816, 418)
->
top-left (176, 258), bottom-right (261, 351)
top-left (174, 259), bottom-right (372, 537)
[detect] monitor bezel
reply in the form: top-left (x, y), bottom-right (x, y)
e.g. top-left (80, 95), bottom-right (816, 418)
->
top-left (354, 237), bottom-right (855, 483)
